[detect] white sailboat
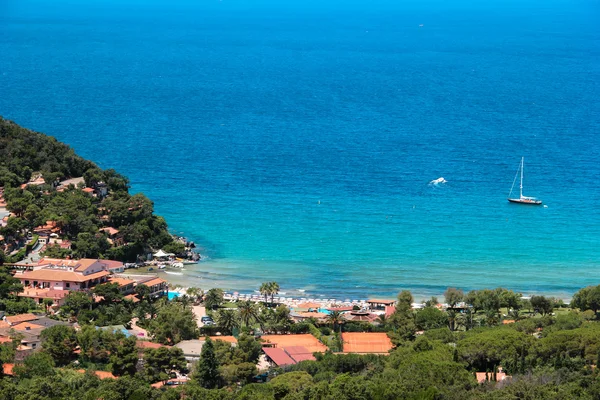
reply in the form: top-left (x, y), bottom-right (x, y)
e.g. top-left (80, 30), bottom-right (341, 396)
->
top-left (508, 157), bottom-right (542, 205)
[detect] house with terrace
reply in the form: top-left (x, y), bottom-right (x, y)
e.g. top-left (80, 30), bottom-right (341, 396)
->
top-left (14, 258), bottom-right (118, 306)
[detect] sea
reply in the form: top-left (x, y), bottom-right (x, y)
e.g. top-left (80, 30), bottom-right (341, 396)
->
top-left (1, 0), bottom-right (599, 300)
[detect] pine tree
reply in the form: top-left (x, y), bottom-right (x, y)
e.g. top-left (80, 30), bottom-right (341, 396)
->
top-left (193, 338), bottom-right (222, 389)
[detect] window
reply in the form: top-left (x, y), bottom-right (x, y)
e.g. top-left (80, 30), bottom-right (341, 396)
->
top-left (66, 283), bottom-right (70, 288)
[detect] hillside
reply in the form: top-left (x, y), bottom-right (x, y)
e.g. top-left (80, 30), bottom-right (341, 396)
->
top-left (0, 117), bottom-right (183, 262)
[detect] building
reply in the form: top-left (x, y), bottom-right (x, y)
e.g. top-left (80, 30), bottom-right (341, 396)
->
top-left (14, 258), bottom-right (119, 306)
top-left (261, 334), bottom-right (327, 367)
top-left (0, 313), bottom-right (70, 352)
top-left (366, 299), bottom-right (396, 311)
top-left (137, 277), bottom-right (168, 298)
top-left (108, 277), bottom-right (136, 295)
top-left (476, 367), bottom-right (511, 384)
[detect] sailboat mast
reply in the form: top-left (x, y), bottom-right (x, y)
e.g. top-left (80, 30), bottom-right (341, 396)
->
top-left (520, 157), bottom-right (524, 198)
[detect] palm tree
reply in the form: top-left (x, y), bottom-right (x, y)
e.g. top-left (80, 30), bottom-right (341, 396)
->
top-left (259, 282), bottom-right (271, 304)
top-left (269, 282), bottom-right (280, 304)
top-left (186, 287), bottom-right (203, 304)
top-left (326, 310), bottom-right (344, 332)
top-left (237, 300), bottom-right (261, 328)
top-left (215, 309), bottom-right (240, 333)
top-left (376, 314), bottom-right (387, 328)
top-left (204, 288), bottom-right (224, 310)
top-left (447, 309), bottom-right (457, 331)
top-left (42, 298), bottom-right (54, 314)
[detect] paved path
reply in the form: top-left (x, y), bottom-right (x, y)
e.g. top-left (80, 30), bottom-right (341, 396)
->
top-left (192, 305), bottom-right (207, 328)
top-left (130, 317), bottom-right (149, 338)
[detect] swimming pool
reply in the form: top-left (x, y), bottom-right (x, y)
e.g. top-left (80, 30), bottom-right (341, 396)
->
top-left (167, 292), bottom-right (180, 300)
top-left (317, 308), bottom-right (331, 315)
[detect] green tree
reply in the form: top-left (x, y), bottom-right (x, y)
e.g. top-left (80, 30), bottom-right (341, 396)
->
top-left (148, 302), bottom-right (199, 344)
top-left (61, 291), bottom-right (93, 318)
top-left (13, 352), bottom-right (56, 379)
top-left (73, 232), bottom-right (110, 258)
top-left (205, 288), bottom-right (224, 310)
top-left (0, 266), bottom-right (24, 298)
top-left (40, 325), bottom-right (77, 365)
top-left (143, 346), bottom-right (187, 383)
top-left (237, 301), bottom-right (261, 328)
top-left (572, 285), bottom-right (600, 315)
top-left (530, 295), bottom-right (554, 316)
top-left (415, 306), bottom-right (448, 331)
top-left (236, 334), bottom-right (263, 364)
top-left (269, 371), bottom-right (314, 399)
top-left (77, 324), bottom-right (115, 363)
top-left (444, 287), bottom-right (464, 308)
top-left (259, 282), bottom-right (271, 304)
top-left (388, 290), bottom-right (416, 342)
top-left (221, 362), bottom-right (258, 386)
top-left (215, 309), bottom-right (241, 333)
top-left (193, 338), bottom-right (222, 389)
top-left (326, 310), bottom-right (344, 332)
top-left (269, 281), bottom-right (280, 304)
top-left (134, 284), bottom-right (151, 302)
top-left (186, 287), bottom-right (203, 304)
top-left (93, 282), bottom-right (123, 304)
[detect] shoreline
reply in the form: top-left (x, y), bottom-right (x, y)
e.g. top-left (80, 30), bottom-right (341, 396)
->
top-left (122, 268), bottom-right (575, 304)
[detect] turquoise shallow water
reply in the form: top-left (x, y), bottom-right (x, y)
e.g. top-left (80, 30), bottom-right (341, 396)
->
top-left (1, 0), bottom-right (599, 299)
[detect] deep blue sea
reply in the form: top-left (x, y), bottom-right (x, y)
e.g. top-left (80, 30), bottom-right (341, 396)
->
top-left (1, 0), bottom-right (599, 300)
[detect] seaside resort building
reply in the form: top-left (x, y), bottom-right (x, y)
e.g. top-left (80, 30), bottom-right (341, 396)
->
top-left (14, 258), bottom-right (168, 306)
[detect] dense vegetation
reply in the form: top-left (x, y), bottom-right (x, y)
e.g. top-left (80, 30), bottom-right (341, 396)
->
top-left (3, 275), bottom-right (600, 398)
top-left (0, 117), bottom-right (183, 261)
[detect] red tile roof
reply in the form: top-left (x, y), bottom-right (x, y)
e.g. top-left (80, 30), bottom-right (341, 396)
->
top-left (3, 363), bottom-right (14, 375)
top-left (100, 227), bottom-right (119, 236)
top-left (18, 269), bottom-right (110, 283)
top-left (124, 294), bottom-right (140, 303)
top-left (263, 347), bottom-right (296, 367)
top-left (140, 277), bottom-right (167, 287)
top-left (108, 277), bottom-right (135, 287)
top-left (5, 314), bottom-right (38, 324)
top-left (11, 321), bottom-right (45, 331)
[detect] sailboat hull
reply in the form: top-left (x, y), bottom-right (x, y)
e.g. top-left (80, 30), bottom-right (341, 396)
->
top-left (508, 198), bottom-right (542, 205)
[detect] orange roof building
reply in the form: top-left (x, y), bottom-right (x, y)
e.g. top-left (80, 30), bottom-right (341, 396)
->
top-left (3, 363), bottom-right (14, 376)
top-left (138, 277), bottom-right (168, 298)
top-left (341, 332), bottom-right (393, 354)
top-left (5, 314), bottom-right (38, 325)
top-left (108, 277), bottom-right (135, 294)
top-left (11, 321), bottom-right (45, 331)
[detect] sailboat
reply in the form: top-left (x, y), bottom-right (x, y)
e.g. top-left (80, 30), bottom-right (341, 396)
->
top-left (508, 157), bottom-right (542, 205)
